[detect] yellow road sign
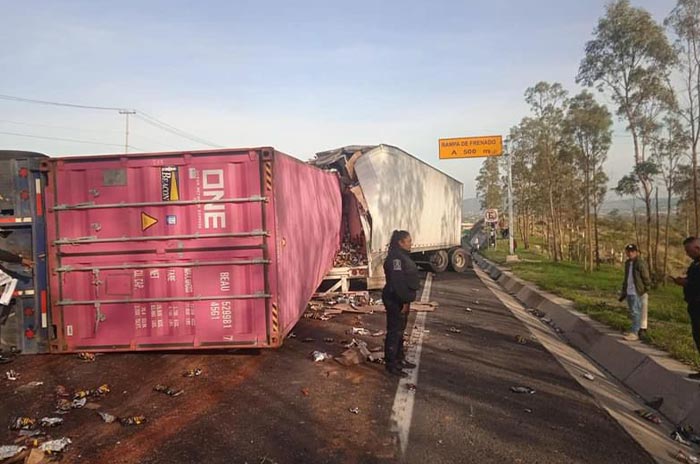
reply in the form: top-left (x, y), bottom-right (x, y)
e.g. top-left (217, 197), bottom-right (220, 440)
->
top-left (439, 135), bottom-right (503, 159)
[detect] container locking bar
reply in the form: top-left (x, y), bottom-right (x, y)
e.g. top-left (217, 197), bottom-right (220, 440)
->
top-left (57, 293), bottom-right (272, 306)
top-left (57, 259), bottom-right (271, 273)
top-left (54, 231), bottom-right (268, 245)
top-left (52, 196), bottom-right (268, 211)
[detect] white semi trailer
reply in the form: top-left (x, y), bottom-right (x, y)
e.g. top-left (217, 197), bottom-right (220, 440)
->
top-left (312, 144), bottom-right (469, 290)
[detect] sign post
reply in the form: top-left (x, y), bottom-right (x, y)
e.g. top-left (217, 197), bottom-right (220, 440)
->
top-left (506, 144), bottom-right (516, 261)
top-left (439, 134), bottom-right (518, 261)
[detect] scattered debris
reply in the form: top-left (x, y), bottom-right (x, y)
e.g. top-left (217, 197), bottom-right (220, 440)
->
top-left (406, 384), bottom-right (417, 392)
top-left (154, 384), bottom-right (184, 397)
top-left (645, 397), bottom-right (664, 410)
top-left (39, 437), bottom-right (71, 453)
top-left (39, 417), bottom-right (64, 428)
top-left (675, 450), bottom-right (700, 463)
top-left (323, 337), bottom-right (335, 343)
top-left (300, 388), bottom-right (310, 397)
top-left (352, 327), bottom-right (371, 336)
top-left (582, 372), bottom-right (595, 381)
top-left (73, 384), bottom-right (110, 400)
top-left (5, 369), bottom-right (19, 381)
top-left (349, 407), bottom-right (360, 415)
top-left (334, 240), bottom-right (367, 267)
top-left (183, 368), bottom-right (203, 378)
top-left (515, 335), bottom-right (527, 345)
top-left (635, 409), bottom-right (661, 425)
top-left (524, 408), bottom-right (533, 413)
top-left (311, 351), bottom-right (331, 362)
top-left (287, 332), bottom-right (297, 339)
top-left (465, 307), bottom-right (473, 312)
top-left (119, 415), bottom-right (146, 426)
top-left (14, 381), bottom-right (43, 393)
top-left (335, 348), bottom-right (364, 367)
top-left (0, 445), bottom-right (26, 460)
top-left (17, 429), bottom-right (42, 438)
top-left (673, 426), bottom-right (700, 446)
top-left (97, 411), bottom-right (116, 424)
top-left (77, 352), bottom-right (96, 362)
top-left (25, 448), bottom-right (45, 464)
top-left (371, 330), bottom-right (385, 337)
top-left (71, 398), bottom-right (87, 409)
top-left (368, 351), bottom-right (385, 364)
top-left (54, 385), bottom-right (69, 398)
top-left (510, 386), bottom-right (536, 395)
top-left (529, 309), bottom-right (546, 318)
top-left (9, 417), bottom-right (36, 431)
top-left (673, 431), bottom-right (693, 447)
top-left (55, 399), bottom-right (72, 413)
top-left (448, 327), bottom-right (462, 334)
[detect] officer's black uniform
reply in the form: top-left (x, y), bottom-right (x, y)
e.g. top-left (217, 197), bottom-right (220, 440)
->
top-left (382, 246), bottom-right (420, 371)
top-left (685, 257), bottom-right (700, 353)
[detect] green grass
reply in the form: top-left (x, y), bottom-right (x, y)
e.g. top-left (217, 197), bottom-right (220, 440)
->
top-left (483, 242), bottom-right (700, 368)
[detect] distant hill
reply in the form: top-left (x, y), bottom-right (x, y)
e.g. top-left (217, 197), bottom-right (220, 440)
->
top-left (462, 198), bottom-right (482, 218)
top-left (462, 197), bottom-right (677, 218)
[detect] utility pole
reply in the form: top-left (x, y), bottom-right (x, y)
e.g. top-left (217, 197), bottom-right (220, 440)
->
top-left (119, 110), bottom-right (136, 153)
top-left (507, 143), bottom-right (518, 262)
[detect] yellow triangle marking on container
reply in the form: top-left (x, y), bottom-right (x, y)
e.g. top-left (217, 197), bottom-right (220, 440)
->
top-left (170, 175), bottom-right (180, 201)
top-left (141, 212), bottom-right (158, 231)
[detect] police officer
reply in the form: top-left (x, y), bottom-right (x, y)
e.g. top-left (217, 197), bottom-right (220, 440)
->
top-left (674, 236), bottom-right (700, 379)
top-left (383, 230), bottom-right (420, 378)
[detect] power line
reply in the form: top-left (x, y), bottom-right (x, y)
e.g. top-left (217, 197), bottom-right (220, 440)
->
top-left (0, 93), bottom-right (128, 111)
top-left (0, 130), bottom-right (144, 151)
top-left (0, 118), bottom-right (123, 134)
top-left (0, 119), bottom-right (184, 150)
top-left (0, 93), bottom-right (222, 148)
top-left (134, 113), bottom-right (222, 148)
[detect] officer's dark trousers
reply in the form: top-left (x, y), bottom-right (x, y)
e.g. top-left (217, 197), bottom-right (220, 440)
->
top-left (689, 305), bottom-right (700, 354)
top-left (384, 295), bottom-right (408, 369)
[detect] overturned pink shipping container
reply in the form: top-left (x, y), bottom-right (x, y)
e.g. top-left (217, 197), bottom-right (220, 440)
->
top-left (44, 148), bottom-right (341, 353)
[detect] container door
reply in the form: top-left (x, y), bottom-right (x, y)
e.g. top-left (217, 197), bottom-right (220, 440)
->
top-left (47, 151), bottom-right (271, 352)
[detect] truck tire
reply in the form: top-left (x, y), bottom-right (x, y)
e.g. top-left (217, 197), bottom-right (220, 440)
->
top-left (426, 250), bottom-right (449, 273)
top-left (448, 247), bottom-right (469, 273)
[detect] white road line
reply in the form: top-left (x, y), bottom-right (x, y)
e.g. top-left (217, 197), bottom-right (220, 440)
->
top-left (390, 272), bottom-right (433, 456)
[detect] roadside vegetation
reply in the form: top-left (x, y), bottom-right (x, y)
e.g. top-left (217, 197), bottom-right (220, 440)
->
top-left (474, 0), bottom-right (700, 368)
top-left (483, 241), bottom-right (699, 369)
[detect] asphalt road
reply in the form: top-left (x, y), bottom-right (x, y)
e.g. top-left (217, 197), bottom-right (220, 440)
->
top-left (405, 271), bottom-right (653, 464)
top-left (0, 270), bottom-right (654, 463)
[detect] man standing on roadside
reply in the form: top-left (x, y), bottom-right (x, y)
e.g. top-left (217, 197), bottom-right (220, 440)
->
top-left (674, 237), bottom-right (700, 380)
top-left (619, 244), bottom-right (652, 342)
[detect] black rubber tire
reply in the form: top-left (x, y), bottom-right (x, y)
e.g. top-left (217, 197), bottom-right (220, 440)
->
top-left (426, 250), bottom-right (449, 273)
top-left (448, 247), bottom-right (469, 273)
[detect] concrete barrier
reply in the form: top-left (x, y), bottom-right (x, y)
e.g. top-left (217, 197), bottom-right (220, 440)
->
top-left (623, 354), bottom-right (700, 428)
top-left (585, 335), bottom-right (648, 381)
top-left (476, 254), bottom-right (700, 429)
top-left (537, 299), bottom-right (582, 334)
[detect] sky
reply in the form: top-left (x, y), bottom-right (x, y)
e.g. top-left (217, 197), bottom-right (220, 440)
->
top-left (0, 0), bottom-right (677, 198)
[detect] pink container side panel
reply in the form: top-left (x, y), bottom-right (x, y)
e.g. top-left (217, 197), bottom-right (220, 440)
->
top-left (51, 154), bottom-right (264, 254)
top-left (272, 153), bottom-right (342, 335)
top-left (47, 150), bottom-right (273, 352)
top-left (56, 250), bottom-right (267, 351)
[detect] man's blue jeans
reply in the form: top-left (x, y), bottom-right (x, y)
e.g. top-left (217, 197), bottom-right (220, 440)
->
top-left (626, 294), bottom-right (642, 334)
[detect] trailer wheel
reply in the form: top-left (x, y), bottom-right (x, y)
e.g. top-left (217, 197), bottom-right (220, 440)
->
top-left (426, 250), bottom-right (449, 273)
top-left (448, 247), bottom-right (469, 273)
